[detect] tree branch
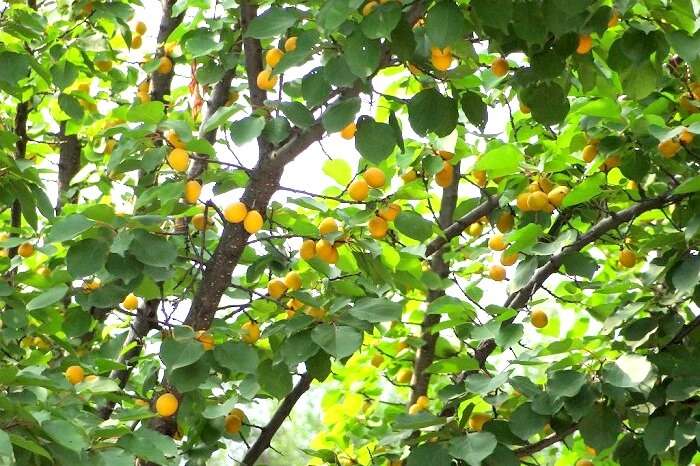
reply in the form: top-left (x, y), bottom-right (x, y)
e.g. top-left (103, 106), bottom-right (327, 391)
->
top-left (661, 312), bottom-right (700, 350)
top-left (514, 424), bottom-right (578, 457)
top-left (149, 0), bottom-right (185, 103)
top-left (56, 121), bottom-right (81, 215)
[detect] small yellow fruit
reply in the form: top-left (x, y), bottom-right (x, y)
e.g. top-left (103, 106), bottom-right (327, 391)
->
top-left (284, 36), bottom-right (297, 52)
top-left (680, 129), bottom-right (695, 145)
top-left (496, 212), bottom-right (514, 233)
top-left (378, 203), bottom-right (401, 221)
top-left (104, 139), bottom-right (117, 154)
top-left (267, 278), bottom-right (288, 299)
top-left (164, 41), bottom-right (177, 56)
top-left (467, 222), bottom-right (483, 237)
top-left (627, 180), bottom-right (638, 190)
top-left (131, 34), bottom-right (142, 49)
top-left (18, 243), bottom-right (34, 258)
top-left (416, 395), bottom-right (429, 408)
top-left (65, 365), bottom-right (85, 385)
top-left (83, 277), bottom-right (101, 291)
top-left (488, 234), bottom-right (507, 251)
top-left (158, 56), bottom-right (173, 74)
top-left (408, 403), bottom-right (423, 415)
top-left (527, 191), bottom-right (549, 211)
top-left (363, 167), bottom-right (386, 188)
top-left (306, 307), bottom-right (327, 320)
top-left (121, 293), bottom-right (139, 310)
top-left (225, 413), bottom-right (242, 434)
top-left (368, 216), bottom-right (389, 239)
top-left (229, 408), bottom-right (245, 420)
top-left (489, 264), bottom-right (506, 281)
top-left (362, 0), bottom-right (378, 16)
top-left (473, 170), bottom-right (487, 187)
top-left (437, 150), bottom-right (453, 160)
top-left (243, 210), bottom-right (263, 234)
top-left (469, 413), bottom-right (492, 432)
top-left (516, 192), bottom-right (531, 211)
top-left (491, 57), bottom-right (508, 77)
top-left (184, 180), bottom-right (201, 204)
top-left (287, 298), bottom-right (303, 311)
top-left (340, 122), bottom-right (357, 139)
top-left (607, 9), bottom-right (619, 28)
top-left (585, 446), bottom-right (597, 456)
top-left (316, 239), bottom-right (339, 264)
top-left (371, 354), bottom-right (384, 367)
top-left (547, 186), bottom-right (569, 207)
top-left (165, 129), bottom-right (186, 149)
top-left (95, 59), bottom-right (112, 72)
top-left (134, 20), bottom-right (147, 34)
top-left (84, 375), bottom-right (98, 383)
top-left (576, 34), bottom-right (593, 54)
top-left (348, 179), bottom-right (369, 201)
top-left (167, 148), bottom-right (190, 172)
top-left (575, 460), bottom-right (594, 466)
top-left (300, 239), bottom-right (317, 260)
top-left (284, 271), bottom-right (302, 291)
top-left (195, 331), bottom-right (215, 350)
top-left (192, 213), bottom-right (210, 231)
top-left (224, 202), bottom-right (248, 223)
top-left (582, 144), bottom-right (598, 163)
top-left (319, 217), bottom-right (339, 235)
top-left (500, 251), bottom-right (518, 267)
top-left (401, 169), bottom-right (418, 183)
top-left (265, 48), bottom-right (284, 68)
top-left (658, 138), bottom-right (681, 158)
top-left (430, 47), bottom-right (452, 71)
top-left (241, 321), bottom-right (260, 344)
top-left (155, 393), bottom-right (179, 417)
top-left (619, 249), bottom-right (636, 268)
top-left (531, 308), bottom-right (548, 328)
top-left (435, 161), bottom-right (453, 187)
top-left (37, 266), bottom-right (51, 277)
top-left (256, 67), bottom-right (278, 91)
top-left (396, 368), bottom-right (413, 384)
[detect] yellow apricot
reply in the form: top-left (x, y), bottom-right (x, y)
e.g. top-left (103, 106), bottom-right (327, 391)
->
top-left (225, 414), bottom-right (242, 433)
top-left (121, 293), bottom-right (139, 310)
top-left (467, 222), bottom-right (483, 237)
top-left (396, 368), bottom-right (413, 384)
top-left (319, 217), bottom-right (339, 235)
top-left (576, 34), bottom-right (593, 54)
top-left (362, 0), bottom-right (378, 15)
top-left (531, 308), bottom-right (548, 328)
top-left (65, 365), bottom-right (85, 385)
top-left (256, 67), bottom-right (278, 91)
top-left (316, 239), bottom-right (339, 264)
top-left (368, 216), bottom-right (389, 239)
top-left (243, 210), bottom-right (263, 234)
top-left (191, 213), bottom-right (210, 231)
top-left (582, 144), bottom-right (598, 163)
top-left (306, 307), bottom-right (327, 320)
top-left (267, 278), bottom-right (287, 299)
top-left (378, 203), bottom-right (401, 221)
top-left (473, 170), bottom-right (487, 187)
top-left (284, 271), bottom-right (302, 291)
top-left (431, 53), bottom-right (452, 71)
top-left (300, 239), bottom-right (316, 260)
top-left (491, 57), bottom-right (508, 77)
top-left (435, 162), bottom-right (453, 187)
top-left (489, 264), bottom-right (506, 281)
top-left (195, 331), bottom-right (215, 350)
top-left (18, 243), bottom-right (34, 258)
top-left (184, 180), bottom-right (201, 204)
top-left (619, 249), bottom-right (636, 268)
top-left (134, 21), bottom-right (147, 34)
top-left (416, 395), bottom-right (429, 408)
top-left (155, 393), bottom-right (178, 417)
top-left (348, 179), bottom-right (369, 201)
top-left (547, 186), bottom-right (569, 207)
top-left (241, 321), bottom-right (260, 344)
top-left (165, 129), bottom-right (186, 149)
top-left (224, 202), bottom-right (248, 223)
top-left (497, 212), bottom-right (514, 233)
top-left (265, 48), bottom-right (284, 68)
top-left (408, 403), bottom-right (424, 415)
top-left (158, 56), bottom-right (173, 74)
top-left (95, 59), bottom-right (112, 72)
top-left (658, 138), bottom-right (681, 158)
top-left (131, 34), bottom-right (142, 49)
top-left (488, 234), bottom-right (507, 251)
top-left (371, 354), bottom-right (384, 367)
top-left (167, 148), bottom-right (190, 172)
top-left (340, 122), bottom-right (357, 139)
top-left (607, 10), bottom-right (619, 28)
top-left (500, 251), bottom-right (518, 266)
top-left (680, 129), bottom-right (695, 145)
top-left (401, 169), bottom-right (418, 183)
top-left (469, 413), bottom-right (492, 432)
top-left (284, 36), bottom-right (297, 52)
top-left (516, 192), bottom-right (531, 211)
top-left (527, 191), bottom-right (549, 211)
top-left (363, 167), bottom-right (386, 188)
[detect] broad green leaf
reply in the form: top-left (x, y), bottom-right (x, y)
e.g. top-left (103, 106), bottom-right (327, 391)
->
top-left (46, 214), bottom-right (94, 243)
top-left (426, 0), bottom-right (467, 47)
top-left (671, 256), bottom-right (700, 294)
top-left (67, 238), bottom-right (110, 278)
top-left (349, 298), bottom-right (402, 322)
top-left (322, 159), bottom-right (352, 185)
top-left (673, 175), bottom-right (700, 194)
top-left (643, 416), bottom-right (674, 456)
top-left (345, 31), bottom-right (381, 78)
top-left (461, 91), bottom-right (488, 129)
top-left (244, 7), bottom-right (300, 39)
top-left (321, 97), bottom-right (360, 133)
top-left (278, 101), bottom-right (315, 129)
top-left (471, 0), bottom-right (513, 32)
top-left (58, 94), bottom-right (84, 120)
top-left (448, 432), bottom-right (498, 466)
top-left (230, 116), bottom-right (266, 145)
top-left (355, 119), bottom-right (396, 164)
top-left (407, 89), bottom-right (459, 137)
top-left (522, 82), bottom-right (570, 126)
top-left (561, 173), bottom-right (605, 207)
top-left (475, 144), bottom-right (523, 178)
top-left (43, 420), bottom-right (88, 452)
top-left (548, 370), bottom-right (586, 398)
top-left (117, 428), bottom-right (178, 465)
top-left (394, 211), bottom-right (433, 241)
top-left (27, 285), bottom-right (69, 311)
top-left (311, 324), bottom-right (362, 359)
top-left (601, 354), bottom-right (653, 388)
top-left (126, 101), bottom-right (165, 124)
top-left (199, 104), bottom-right (238, 134)
top-left (214, 341), bottom-right (259, 374)
top-left (129, 231), bottom-right (177, 268)
top-left (579, 404), bottom-right (621, 452)
top-left (361, 2), bottom-right (402, 39)
top-left (407, 444), bottom-right (451, 466)
top-left (509, 403), bottom-right (548, 440)
top-left (160, 337), bottom-right (205, 370)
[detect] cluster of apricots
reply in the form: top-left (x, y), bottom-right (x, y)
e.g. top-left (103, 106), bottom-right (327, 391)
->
top-left (658, 128), bottom-right (694, 159)
top-left (257, 36), bottom-right (297, 91)
top-left (516, 177), bottom-right (570, 214)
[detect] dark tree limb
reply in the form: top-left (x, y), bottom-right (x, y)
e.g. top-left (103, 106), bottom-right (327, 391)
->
top-left (149, 0), bottom-right (185, 103)
top-left (8, 100), bottom-right (30, 262)
top-left (661, 313), bottom-right (700, 350)
top-left (241, 373), bottom-right (312, 465)
top-left (514, 424), bottom-right (578, 457)
top-left (56, 121), bottom-right (81, 215)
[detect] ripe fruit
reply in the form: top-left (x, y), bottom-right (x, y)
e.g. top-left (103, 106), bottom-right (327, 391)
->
top-left (316, 239), bottom-right (339, 264)
top-left (167, 148), bottom-right (190, 172)
top-left (284, 36), bottom-right (297, 52)
top-left (363, 167), bottom-right (386, 188)
top-left (531, 308), bottom-right (549, 328)
top-left (438, 150), bottom-right (453, 160)
top-left (488, 234), bottom-right (507, 251)
top-left (256, 67), bottom-right (278, 91)
top-left (467, 222), bottom-right (483, 237)
top-left (527, 191), bottom-right (549, 211)
top-left (83, 277), bottom-right (101, 292)
top-left (319, 217), bottom-right (339, 235)
top-left (582, 144), bottom-right (598, 163)
top-left (65, 365), bottom-right (85, 385)
top-left (619, 249), bottom-right (636, 268)
top-left (430, 47), bottom-right (452, 71)
top-left (576, 34), bottom-right (593, 54)
top-left (368, 216), bottom-right (389, 239)
top-left (416, 395), bottom-right (429, 408)
top-left (396, 368), bottom-right (413, 384)
top-left (680, 129), bottom-right (695, 145)
top-left (658, 138), bottom-right (681, 158)
top-left (241, 321), bottom-right (260, 344)
top-left (192, 213), bottom-right (209, 231)
top-left (575, 460), bottom-right (593, 466)
top-left (224, 202), bottom-right (248, 223)
top-left (500, 251), bottom-right (518, 267)
top-left (516, 192), bottom-right (531, 211)
top-left (340, 122), bottom-right (357, 139)
top-left (265, 48), bottom-right (284, 68)
top-left (155, 393), bottom-right (179, 417)
top-left (164, 41), bottom-right (177, 56)
top-left (243, 210), bottom-right (263, 234)
top-left (607, 9), bottom-right (619, 28)
top-left (18, 243), bottom-right (34, 258)
top-left (473, 170), bottom-right (487, 187)
top-left (95, 59), bottom-right (112, 72)
top-left (489, 264), bottom-right (506, 281)
top-left (165, 129), bottom-right (186, 149)
top-left (225, 413), bottom-right (242, 434)
top-left (121, 292), bottom-right (139, 310)
top-left (131, 34), bottom-right (142, 49)
top-left (300, 239), bottom-right (316, 260)
top-left (401, 169), bottom-right (417, 183)
top-left (604, 155), bottom-right (621, 170)
top-left (184, 180), bottom-right (201, 204)
top-left (362, 1), bottom-right (378, 15)
top-left (134, 20), bottom-right (147, 34)
top-left (371, 354), bottom-right (384, 367)
top-left (158, 56), bottom-right (173, 74)
top-left (408, 403), bottom-right (423, 415)
top-left (496, 212), bottom-right (514, 233)
top-left (379, 203), bottom-right (401, 221)
top-left (306, 307), bottom-right (327, 320)
top-left (491, 57), bottom-right (508, 77)
top-left (435, 162), bottom-right (453, 187)
top-left (284, 271), bottom-right (302, 291)
top-left (267, 278), bottom-right (287, 299)
top-left (468, 413), bottom-right (491, 432)
top-left (195, 331), bottom-right (214, 350)
top-left (547, 186), bottom-right (569, 207)
top-left (287, 298), bottom-right (303, 311)
top-left (348, 179), bottom-right (369, 201)
top-left (229, 408), bottom-right (245, 420)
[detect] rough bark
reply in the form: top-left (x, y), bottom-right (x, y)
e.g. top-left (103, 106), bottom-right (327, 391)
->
top-left (56, 121), bottom-right (81, 215)
top-left (149, 0), bottom-right (185, 103)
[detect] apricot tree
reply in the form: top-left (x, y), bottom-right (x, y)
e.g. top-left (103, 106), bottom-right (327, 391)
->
top-left (1, 0), bottom-right (700, 465)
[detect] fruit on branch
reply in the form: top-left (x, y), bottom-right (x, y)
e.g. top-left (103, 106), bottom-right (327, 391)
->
top-left (489, 264), bottom-right (506, 281)
top-left (241, 321), bottom-right (260, 344)
top-left (18, 242), bottom-right (34, 258)
top-left (467, 222), bottom-right (483, 237)
top-left (265, 48), bottom-right (284, 68)
top-left (65, 365), bottom-right (85, 385)
top-left (679, 129), bottom-right (695, 145)
top-left (619, 248), bottom-right (636, 268)
top-left (576, 460), bottom-right (594, 466)
top-left (547, 186), bottom-right (570, 207)
top-left (225, 411), bottom-right (243, 434)
top-left (497, 212), bottom-right (514, 233)
top-left (283, 271), bottom-right (302, 291)
top-left (438, 150), bottom-right (453, 160)
top-left (378, 203), bottom-right (401, 221)
top-left (340, 122), bottom-right (357, 139)
top-left (435, 161), bottom-right (453, 187)
top-left (491, 57), bottom-right (508, 77)
top-left (267, 278), bottom-right (287, 299)
top-left (473, 169), bottom-right (487, 187)
top-left (195, 331), bottom-right (214, 350)
top-left (348, 179), bottom-right (369, 201)
top-left (256, 67), bottom-right (278, 91)
top-left (184, 180), bottom-right (202, 204)
top-left (224, 202), bottom-right (248, 223)
top-left (582, 144), bottom-right (598, 164)
top-left (316, 239), bottom-right (339, 264)
top-left (165, 129), bottom-right (186, 149)
top-left (191, 213), bottom-right (210, 231)
top-left (319, 217), bottom-right (339, 235)
top-left (500, 251), bottom-right (518, 266)
top-left (155, 393), bottom-right (179, 417)
top-left (516, 192), bottom-right (531, 211)
top-left (468, 412), bottom-right (491, 432)
top-left (95, 59), bottom-right (112, 72)
top-left (488, 233), bottom-right (507, 251)
top-left (284, 36), bottom-right (297, 52)
top-left (243, 210), bottom-right (263, 234)
top-left (603, 154), bottom-right (621, 170)
top-left (658, 138), bottom-right (681, 158)
top-left (608, 9), bottom-right (619, 28)
top-left (300, 239), bottom-right (317, 260)
top-left (131, 34), bottom-right (142, 49)
top-left (371, 354), bottom-right (384, 367)
top-left (363, 167), bottom-right (386, 188)
top-left (121, 293), bottom-right (139, 310)
top-left (134, 21), bottom-right (146, 34)
top-left (527, 191), bottom-right (549, 211)
top-left (416, 395), bottom-right (429, 408)
top-left (158, 56), bottom-right (173, 74)
top-left (362, 1), bottom-right (378, 16)
top-left (531, 308), bottom-right (549, 328)
top-left (430, 47), bottom-right (452, 71)
top-left (401, 169), bottom-right (417, 183)
top-left (368, 216), bottom-right (388, 239)
top-left (576, 34), bottom-right (593, 54)
top-left (408, 403), bottom-right (424, 414)
top-left (306, 307), bottom-right (327, 320)
top-left (167, 148), bottom-right (190, 172)
top-left (396, 368), bottom-right (412, 384)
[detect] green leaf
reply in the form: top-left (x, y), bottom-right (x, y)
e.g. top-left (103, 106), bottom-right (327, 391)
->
top-left (548, 370), bottom-right (586, 398)
top-left (311, 324), bottom-right (362, 359)
top-left (531, 49), bottom-right (565, 80)
top-left (184, 28), bottom-right (223, 57)
top-left (9, 434), bottom-right (51, 460)
top-left (117, 428), bottom-right (178, 465)
top-left (126, 101), bottom-right (165, 124)
top-left (619, 150), bottom-right (650, 182)
top-left (302, 68), bottom-right (331, 107)
top-left (407, 89), bottom-right (459, 137)
top-left (281, 330), bottom-right (320, 366)
top-left (0, 430), bottom-right (13, 463)
top-left (407, 444), bottom-right (451, 466)
top-left (262, 116), bottom-right (291, 144)
top-left (561, 252), bottom-right (598, 279)
top-left (461, 91), bottom-right (488, 129)
top-left (58, 94), bottom-right (84, 120)
top-left (67, 238), bottom-right (110, 278)
top-left (425, 0), bottom-right (467, 47)
top-left (199, 105), bottom-right (238, 134)
top-left (614, 434), bottom-right (652, 466)
top-left (160, 337), bottom-right (205, 370)
top-left (361, 2), bottom-right (401, 39)
top-left (523, 82), bottom-right (570, 126)
top-left (579, 404), bottom-right (621, 452)
top-left (601, 354), bottom-right (653, 388)
top-left (321, 97), bottom-right (360, 133)
top-left (673, 175), bottom-right (700, 194)
top-left (509, 403), bottom-right (548, 440)
top-left (394, 211), bottom-right (433, 241)
top-left (355, 119), bottom-right (396, 164)
top-left (671, 256), bottom-right (700, 294)
top-left (0, 52), bottom-right (30, 86)
top-left (475, 144), bottom-right (523, 178)
top-left (278, 101), bottom-right (315, 129)
top-left (448, 432), bottom-right (498, 466)
top-left (322, 159), bottom-right (352, 185)
top-left (46, 214), bottom-right (94, 243)
top-left (230, 116), bottom-right (266, 145)
top-left (318, 0), bottom-right (353, 33)
top-left (169, 357), bottom-right (210, 392)
top-left (76, 377), bottom-right (120, 394)
top-left (471, 0), bottom-right (513, 32)
top-left (561, 173), bottom-right (605, 207)
top-left (257, 360), bottom-right (292, 399)
top-left (129, 231), bottom-right (177, 268)
top-left (349, 298), bottom-right (402, 322)
top-left (214, 341), bottom-right (259, 374)
top-left (244, 7), bottom-right (300, 39)
top-left (511, 256), bottom-right (537, 292)
top-left (27, 285), bottom-right (69, 311)
top-left (393, 412), bottom-right (446, 430)
top-left (345, 31), bottom-right (381, 78)
top-left (643, 416), bottom-right (674, 456)
top-left (43, 420), bottom-right (88, 452)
